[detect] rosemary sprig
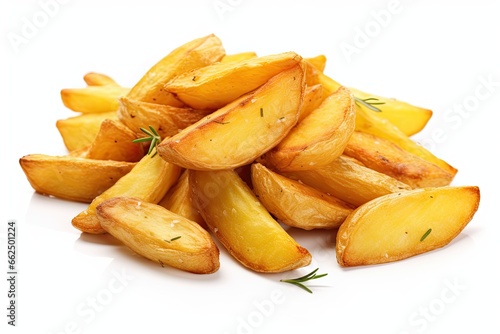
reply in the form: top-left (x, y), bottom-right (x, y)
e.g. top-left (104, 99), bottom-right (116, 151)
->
top-left (280, 268), bottom-right (328, 293)
top-left (354, 96), bottom-right (385, 112)
top-left (133, 126), bottom-right (161, 157)
top-left (420, 228), bottom-right (432, 242)
top-left (164, 236), bottom-right (182, 243)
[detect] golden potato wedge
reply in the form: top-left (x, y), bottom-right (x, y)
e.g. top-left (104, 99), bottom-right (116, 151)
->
top-left (355, 102), bottom-right (458, 176)
top-left (351, 87), bottom-right (432, 137)
top-left (304, 60), bottom-right (341, 93)
top-left (164, 51), bottom-right (303, 110)
top-left (298, 84), bottom-right (324, 122)
top-left (97, 197), bottom-right (219, 274)
top-left (221, 52), bottom-right (257, 63)
top-left (251, 163), bottom-right (354, 230)
top-left (72, 153), bottom-right (181, 234)
top-left (19, 154), bottom-right (135, 202)
top-left (86, 119), bottom-right (144, 162)
top-left (336, 186), bottom-right (480, 267)
top-left (282, 155), bottom-right (411, 207)
top-left (117, 96), bottom-right (209, 139)
top-left (61, 85), bottom-right (130, 113)
top-left (262, 86), bottom-right (355, 172)
top-left (190, 169), bottom-right (311, 273)
top-left (83, 72), bottom-right (120, 86)
top-left (305, 54), bottom-right (327, 72)
top-left (309, 68), bottom-right (432, 137)
top-left (157, 64), bottom-right (305, 170)
top-left (158, 170), bottom-right (206, 228)
top-left (56, 111), bottom-right (118, 151)
top-left (344, 131), bottom-right (454, 188)
top-left (128, 34), bottom-right (225, 106)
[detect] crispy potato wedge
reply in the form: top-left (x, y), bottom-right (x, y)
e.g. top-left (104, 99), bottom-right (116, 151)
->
top-left (221, 52), bottom-right (257, 63)
top-left (298, 84), bottom-right (324, 122)
top-left (117, 96), bottom-right (209, 139)
top-left (56, 111), bottom-right (118, 151)
top-left (308, 67), bottom-right (432, 137)
top-left (158, 170), bottom-right (206, 228)
top-left (190, 169), bottom-right (311, 273)
top-left (157, 64), bottom-right (305, 170)
top-left (282, 155), bottom-right (411, 207)
top-left (262, 86), bottom-right (355, 171)
top-left (336, 186), bottom-right (480, 267)
top-left (83, 72), bottom-right (120, 86)
top-left (72, 153), bottom-right (181, 234)
top-left (164, 51), bottom-right (303, 110)
top-left (355, 102), bottom-right (458, 176)
top-left (351, 87), bottom-right (432, 137)
top-left (127, 34), bottom-right (225, 106)
top-left (61, 85), bottom-right (130, 113)
top-left (305, 55), bottom-right (327, 72)
top-left (251, 163), bottom-right (353, 230)
top-left (19, 154), bottom-right (135, 202)
top-left (86, 119), bottom-right (144, 162)
top-left (344, 131), bottom-right (454, 188)
top-left (97, 197), bottom-right (219, 274)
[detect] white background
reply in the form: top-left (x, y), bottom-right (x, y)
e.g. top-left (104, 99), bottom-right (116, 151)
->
top-left (1, 0), bottom-right (499, 333)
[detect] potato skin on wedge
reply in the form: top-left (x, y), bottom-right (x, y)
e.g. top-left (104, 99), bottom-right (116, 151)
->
top-left (262, 86), bottom-right (355, 171)
top-left (344, 131), bottom-right (454, 188)
top-left (19, 154), bottom-right (135, 203)
top-left (164, 51), bottom-right (302, 110)
top-left (283, 155), bottom-right (411, 207)
top-left (117, 96), bottom-right (209, 139)
top-left (190, 169), bottom-right (311, 273)
top-left (127, 34), bottom-right (225, 106)
top-left (336, 186), bottom-right (480, 267)
top-left (56, 111), bottom-right (118, 151)
top-left (72, 153), bottom-right (181, 234)
top-left (251, 163), bottom-right (354, 230)
top-left (157, 64), bottom-right (305, 170)
top-left (97, 197), bottom-right (219, 274)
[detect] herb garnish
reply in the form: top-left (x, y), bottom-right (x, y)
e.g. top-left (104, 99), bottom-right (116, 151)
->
top-left (165, 236), bottom-right (182, 243)
top-left (354, 96), bottom-right (385, 112)
top-left (260, 108), bottom-right (264, 117)
top-left (133, 126), bottom-right (161, 157)
top-left (280, 268), bottom-right (327, 293)
top-left (420, 228), bottom-right (432, 242)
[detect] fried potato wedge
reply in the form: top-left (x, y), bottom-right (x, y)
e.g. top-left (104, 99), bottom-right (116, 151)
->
top-left (344, 131), bottom-right (454, 188)
top-left (97, 197), bottom-right (219, 274)
top-left (221, 52), bottom-right (257, 63)
top-left (157, 64), bottom-right (305, 170)
top-left (158, 170), bottom-right (206, 228)
top-left (283, 155), bottom-right (411, 207)
top-left (117, 96), bottom-right (209, 139)
top-left (351, 87), bottom-right (432, 137)
top-left (127, 34), bottom-right (225, 106)
top-left (251, 163), bottom-right (353, 230)
top-left (298, 84), bottom-right (324, 122)
top-left (355, 103), bottom-right (457, 176)
top-left (19, 154), bottom-right (135, 202)
top-left (305, 55), bottom-right (327, 72)
top-left (164, 51), bottom-right (302, 110)
top-left (61, 85), bottom-right (130, 113)
top-left (336, 186), bottom-right (480, 267)
top-left (72, 153), bottom-right (181, 234)
top-left (262, 86), bottom-right (355, 171)
top-left (83, 72), bottom-right (120, 86)
top-left (56, 111), bottom-right (118, 151)
top-left (190, 169), bottom-right (311, 273)
top-left (86, 119), bottom-right (144, 162)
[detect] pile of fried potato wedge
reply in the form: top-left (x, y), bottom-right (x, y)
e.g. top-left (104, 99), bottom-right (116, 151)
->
top-left (19, 34), bottom-right (480, 274)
